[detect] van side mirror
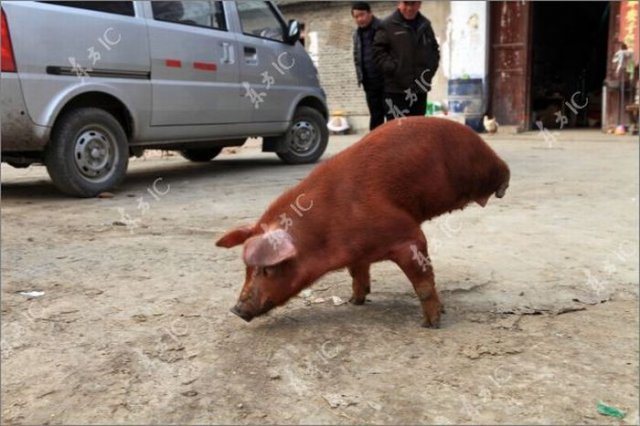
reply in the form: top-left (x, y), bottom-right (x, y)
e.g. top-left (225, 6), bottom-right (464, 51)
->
top-left (285, 19), bottom-right (300, 45)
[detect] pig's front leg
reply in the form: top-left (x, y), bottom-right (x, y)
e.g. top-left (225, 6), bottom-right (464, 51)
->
top-left (348, 263), bottom-right (371, 305)
top-left (390, 235), bottom-right (443, 328)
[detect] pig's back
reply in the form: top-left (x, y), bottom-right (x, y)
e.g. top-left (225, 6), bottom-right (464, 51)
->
top-left (307, 117), bottom-right (502, 221)
top-left (347, 117), bottom-right (488, 172)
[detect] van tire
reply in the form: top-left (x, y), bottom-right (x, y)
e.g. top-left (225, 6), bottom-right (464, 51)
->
top-left (276, 106), bottom-right (328, 164)
top-left (180, 147), bottom-right (223, 162)
top-left (45, 108), bottom-right (129, 198)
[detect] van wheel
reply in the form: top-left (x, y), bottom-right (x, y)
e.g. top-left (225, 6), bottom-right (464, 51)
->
top-left (276, 106), bottom-right (328, 164)
top-left (180, 147), bottom-right (223, 162)
top-left (45, 108), bottom-right (128, 197)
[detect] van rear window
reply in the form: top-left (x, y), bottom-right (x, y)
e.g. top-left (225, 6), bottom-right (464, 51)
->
top-left (44, 1), bottom-right (135, 17)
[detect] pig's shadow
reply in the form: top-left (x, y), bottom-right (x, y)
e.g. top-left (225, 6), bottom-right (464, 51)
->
top-left (251, 293), bottom-right (457, 330)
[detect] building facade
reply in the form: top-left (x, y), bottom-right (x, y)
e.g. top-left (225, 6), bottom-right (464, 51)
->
top-left (277, 1), bottom-right (451, 130)
top-left (278, 1), bottom-right (639, 133)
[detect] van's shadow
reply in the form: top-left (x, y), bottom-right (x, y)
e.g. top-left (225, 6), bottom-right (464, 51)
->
top-left (1, 156), bottom-right (318, 201)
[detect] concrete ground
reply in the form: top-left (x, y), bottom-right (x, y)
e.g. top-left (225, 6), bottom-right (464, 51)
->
top-left (1, 129), bottom-right (638, 424)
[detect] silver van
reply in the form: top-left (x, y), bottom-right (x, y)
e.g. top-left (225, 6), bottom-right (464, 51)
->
top-left (1, 1), bottom-right (328, 197)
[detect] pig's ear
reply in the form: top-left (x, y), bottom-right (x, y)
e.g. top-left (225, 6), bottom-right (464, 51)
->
top-left (216, 225), bottom-right (254, 248)
top-left (243, 229), bottom-right (298, 267)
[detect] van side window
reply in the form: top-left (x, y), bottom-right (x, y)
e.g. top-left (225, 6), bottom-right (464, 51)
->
top-left (152, 1), bottom-right (226, 30)
top-left (237, 1), bottom-right (284, 42)
top-left (44, 1), bottom-right (135, 16)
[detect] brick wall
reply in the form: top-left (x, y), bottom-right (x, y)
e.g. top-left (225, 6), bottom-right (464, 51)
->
top-left (279, 1), bottom-right (451, 120)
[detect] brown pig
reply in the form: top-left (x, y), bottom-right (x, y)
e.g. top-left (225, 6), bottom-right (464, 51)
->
top-left (216, 117), bottom-right (510, 327)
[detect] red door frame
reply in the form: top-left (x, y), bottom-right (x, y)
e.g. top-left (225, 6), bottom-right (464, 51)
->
top-left (488, 2), bottom-right (533, 131)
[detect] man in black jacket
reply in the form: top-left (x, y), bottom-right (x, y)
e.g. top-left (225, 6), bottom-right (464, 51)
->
top-left (352, 2), bottom-right (385, 130)
top-left (373, 1), bottom-right (440, 120)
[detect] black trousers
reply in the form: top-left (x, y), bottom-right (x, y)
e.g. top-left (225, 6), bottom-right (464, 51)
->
top-left (363, 84), bottom-right (386, 131)
top-left (384, 91), bottom-right (427, 121)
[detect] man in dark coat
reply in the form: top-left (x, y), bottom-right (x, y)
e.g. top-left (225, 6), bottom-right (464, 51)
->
top-left (352, 2), bottom-right (385, 130)
top-left (373, 1), bottom-right (440, 120)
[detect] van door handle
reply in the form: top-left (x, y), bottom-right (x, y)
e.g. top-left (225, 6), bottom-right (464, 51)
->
top-left (221, 42), bottom-right (234, 64)
top-left (244, 46), bottom-right (258, 65)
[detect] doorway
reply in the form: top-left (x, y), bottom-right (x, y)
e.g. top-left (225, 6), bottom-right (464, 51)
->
top-left (529, 2), bottom-right (610, 129)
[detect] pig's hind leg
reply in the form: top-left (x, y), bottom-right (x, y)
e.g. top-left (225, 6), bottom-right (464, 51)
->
top-left (348, 263), bottom-right (371, 305)
top-left (389, 234), bottom-right (443, 328)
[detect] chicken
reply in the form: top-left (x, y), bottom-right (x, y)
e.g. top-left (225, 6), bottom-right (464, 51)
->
top-left (483, 115), bottom-right (499, 134)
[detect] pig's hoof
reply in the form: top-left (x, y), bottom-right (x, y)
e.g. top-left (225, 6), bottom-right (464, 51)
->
top-left (421, 318), bottom-right (441, 329)
top-left (422, 303), bottom-right (442, 328)
top-left (349, 296), bottom-right (366, 305)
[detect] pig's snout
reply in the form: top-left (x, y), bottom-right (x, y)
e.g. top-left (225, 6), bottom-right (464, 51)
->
top-left (496, 169), bottom-right (510, 199)
top-left (231, 304), bottom-right (255, 322)
top-left (495, 181), bottom-right (509, 199)
top-left (231, 300), bottom-right (277, 323)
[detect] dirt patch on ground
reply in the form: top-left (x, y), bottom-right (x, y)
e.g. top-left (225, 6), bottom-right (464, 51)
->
top-left (1, 131), bottom-right (638, 424)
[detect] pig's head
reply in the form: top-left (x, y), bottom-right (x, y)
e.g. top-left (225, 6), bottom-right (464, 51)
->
top-left (216, 225), bottom-right (303, 322)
